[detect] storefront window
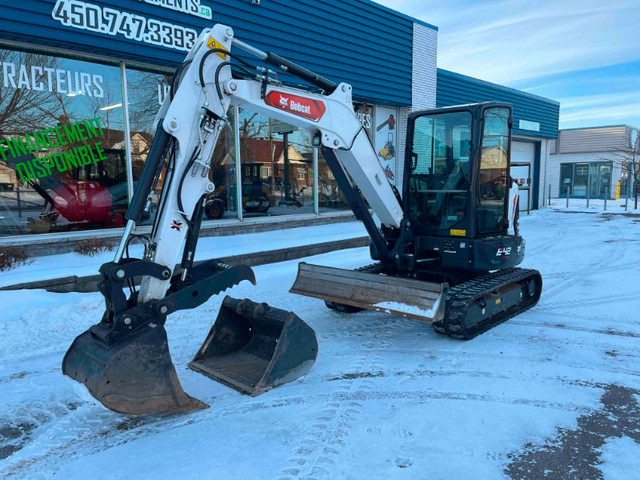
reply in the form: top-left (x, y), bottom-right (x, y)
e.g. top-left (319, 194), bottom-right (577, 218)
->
top-left (560, 164), bottom-right (573, 196)
top-left (237, 108), bottom-right (314, 217)
top-left (598, 163), bottom-right (612, 197)
top-left (317, 150), bottom-right (349, 212)
top-left (0, 48), bottom-right (125, 236)
top-left (0, 49), bottom-right (400, 237)
top-left (125, 68), bottom-right (169, 224)
top-left (126, 67), bottom-right (236, 222)
top-left (573, 163), bottom-right (589, 197)
top-left (560, 162), bottom-right (613, 198)
top-left (204, 107), bottom-right (237, 221)
top-left (317, 102), bottom-right (376, 213)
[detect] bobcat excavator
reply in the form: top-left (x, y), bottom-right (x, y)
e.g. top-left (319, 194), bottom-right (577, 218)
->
top-left (63, 24), bottom-right (542, 415)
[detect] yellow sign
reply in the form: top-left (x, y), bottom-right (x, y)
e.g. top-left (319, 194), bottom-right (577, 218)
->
top-left (206, 37), bottom-right (228, 59)
top-left (616, 180), bottom-right (620, 200)
top-left (450, 229), bottom-right (466, 236)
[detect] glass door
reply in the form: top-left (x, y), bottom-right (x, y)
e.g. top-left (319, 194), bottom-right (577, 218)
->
top-left (560, 164), bottom-right (573, 196)
top-left (588, 163), bottom-right (599, 197)
top-left (573, 163), bottom-right (589, 197)
top-left (598, 163), bottom-right (612, 197)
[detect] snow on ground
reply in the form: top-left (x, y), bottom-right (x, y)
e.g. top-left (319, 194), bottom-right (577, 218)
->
top-left (598, 436), bottom-right (640, 480)
top-left (1, 208), bottom-right (640, 479)
top-left (549, 196), bottom-right (639, 213)
top-left (0, 221), bottom-right (367, 288)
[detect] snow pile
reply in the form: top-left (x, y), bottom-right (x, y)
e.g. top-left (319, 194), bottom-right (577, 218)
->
top-left (0, 221), bottom-right (367, 288)
top-left (374, 297), bottom-right (441, 319)
top-left (598, 436), bottom-right (640, 480)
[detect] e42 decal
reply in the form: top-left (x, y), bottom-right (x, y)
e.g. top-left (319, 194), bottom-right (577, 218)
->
top-left (496, 247), bottom-right (511, 257)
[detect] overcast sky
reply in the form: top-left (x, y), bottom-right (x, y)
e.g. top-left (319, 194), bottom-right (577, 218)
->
top-left (373, 0), bottom-right (640, 130)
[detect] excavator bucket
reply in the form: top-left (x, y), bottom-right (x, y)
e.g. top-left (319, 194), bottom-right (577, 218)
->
top-left (189, 296), bottom-right (318, 396)
top-left (290, 262), bottom-right (447, 322)
top-left (63, 322), bottom-right (207, 415)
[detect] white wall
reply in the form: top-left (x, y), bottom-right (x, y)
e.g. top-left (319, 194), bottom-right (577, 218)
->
top-left (396, 22), bottom-right (437, 188)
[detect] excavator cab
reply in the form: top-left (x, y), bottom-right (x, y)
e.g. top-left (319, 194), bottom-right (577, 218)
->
top-left (292, 102), bottom-right (541, 337)
top-left (404, 103), bottom-right (524, 272)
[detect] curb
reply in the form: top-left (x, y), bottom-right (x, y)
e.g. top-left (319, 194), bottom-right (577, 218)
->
top-left (1, 236), bottom-right (369, 293)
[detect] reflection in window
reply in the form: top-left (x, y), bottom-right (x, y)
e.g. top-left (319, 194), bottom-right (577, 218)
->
top-left (126, 67), bottom-right (237, 222)
top-left (477, 107), bottom-right (509, 235)
top-left (560, 163), bottom-right (573, 196)
top-left (317, 149), bottom-right (349, 212)
top-left (316, 102), bottom-right (373, 213)
top-left (409, 111), bottom-right (471, 230)
top-left (0, 48), bottom-right (125, 236)
top-left (237, 108), bottom-right (314, 217)
top-left (204, 107), bottom-right (237, 220)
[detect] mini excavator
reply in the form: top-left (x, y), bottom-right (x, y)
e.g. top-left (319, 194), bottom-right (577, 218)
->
top-left (63, 24), bottom-right (542, 415)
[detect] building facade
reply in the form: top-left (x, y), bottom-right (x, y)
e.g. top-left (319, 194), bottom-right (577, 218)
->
top-left (549, 126), bottom-right (640, 200)
top-left (437, 69), bottom-right (560, 211)
top-left (0, 0), bottom-right (438, 243)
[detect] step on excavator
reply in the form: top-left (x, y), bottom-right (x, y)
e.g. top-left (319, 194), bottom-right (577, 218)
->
top-left (63, 24), bottom-right (542, 415)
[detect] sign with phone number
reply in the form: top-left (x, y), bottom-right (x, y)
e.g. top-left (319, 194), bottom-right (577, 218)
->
top-left (52, 0), bottom-right (200, 53)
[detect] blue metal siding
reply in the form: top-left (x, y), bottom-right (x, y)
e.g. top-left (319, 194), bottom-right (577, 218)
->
top-left (436, 69), bottom-right (559, 139)
top-left (0, 0), bottom-right (415, 106)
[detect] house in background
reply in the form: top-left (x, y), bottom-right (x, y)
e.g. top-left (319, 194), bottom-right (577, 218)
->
top-left (549, 126), bottom-right (640, 199)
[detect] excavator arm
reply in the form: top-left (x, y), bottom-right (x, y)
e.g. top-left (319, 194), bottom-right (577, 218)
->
top-left (61, 24), bottom-right (542, 416)
top-left (61, 24), bottom-right (406, 416)
top-left (128, 25), bottom-right (404, 303)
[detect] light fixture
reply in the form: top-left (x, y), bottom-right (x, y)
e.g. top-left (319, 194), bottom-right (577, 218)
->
top-left (100, 103), bottom-right (123, 111)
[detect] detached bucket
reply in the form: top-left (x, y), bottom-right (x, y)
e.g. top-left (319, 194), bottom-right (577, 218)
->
top-left (189, 296), bottom-right (318, 396)
top-left (63, 323), bottom-right (207, 415)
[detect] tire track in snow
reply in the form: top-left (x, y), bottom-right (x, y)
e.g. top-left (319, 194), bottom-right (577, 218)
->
top-left (543, 258), bottom-right (640, 280)
top-left (536, 291), bottom-right (640, 312)
top-left (1, 367), bottom-right (625, 478)
top-left (276, 321), bottom-right (394, 479)
top-left (525, 214), bottom-right (569, 256)
top-left (539, 218), bottom-right (627, 302)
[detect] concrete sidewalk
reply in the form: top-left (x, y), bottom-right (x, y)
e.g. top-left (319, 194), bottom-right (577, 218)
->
top-left (0, 221), bottom-right (369, 292)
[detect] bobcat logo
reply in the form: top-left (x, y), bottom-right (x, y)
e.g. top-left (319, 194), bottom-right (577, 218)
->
top-left (279, 95), bottom-right (289, 107)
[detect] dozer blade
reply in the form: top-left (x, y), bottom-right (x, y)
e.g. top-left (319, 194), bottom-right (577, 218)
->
top-left (63, 323), bottom-right (207, 415)
top-left (290, 262), bottom-right (447, 322)
top-left (189, 296), bottom-right (318, 396)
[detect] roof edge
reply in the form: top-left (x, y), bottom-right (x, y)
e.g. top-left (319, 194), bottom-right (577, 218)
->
top-left (365, 0), bottom-right (438, 31)
top-left (559, 125), bottom-right (638, 132)
top-left (438, 68), bottom-right (560, 106)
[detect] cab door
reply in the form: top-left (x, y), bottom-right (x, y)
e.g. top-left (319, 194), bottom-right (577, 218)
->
top-left (476, 107), bottom-right (512, 236)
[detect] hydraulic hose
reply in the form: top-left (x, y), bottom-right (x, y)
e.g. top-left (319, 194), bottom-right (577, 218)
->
top-left (126, 122), bottom-right (171, 222)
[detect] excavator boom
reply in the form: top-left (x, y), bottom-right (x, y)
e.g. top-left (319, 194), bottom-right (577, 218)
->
top-left (62, 23), bottom-right (542, 415)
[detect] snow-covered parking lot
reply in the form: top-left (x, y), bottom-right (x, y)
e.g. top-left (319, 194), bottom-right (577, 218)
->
top-left (1, 207), bottom-right (640, 479)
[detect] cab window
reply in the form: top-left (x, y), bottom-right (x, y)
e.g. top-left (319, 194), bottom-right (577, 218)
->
top-left (477, 107), bottom-right (510, 234)
top-left (409, 111), bottom-right (472, 230)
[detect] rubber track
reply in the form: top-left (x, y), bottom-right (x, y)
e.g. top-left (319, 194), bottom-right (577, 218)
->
top-left (432, 267), bottom-right (543, 340)
top-left (325, 264), bottom-right (542, 340)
